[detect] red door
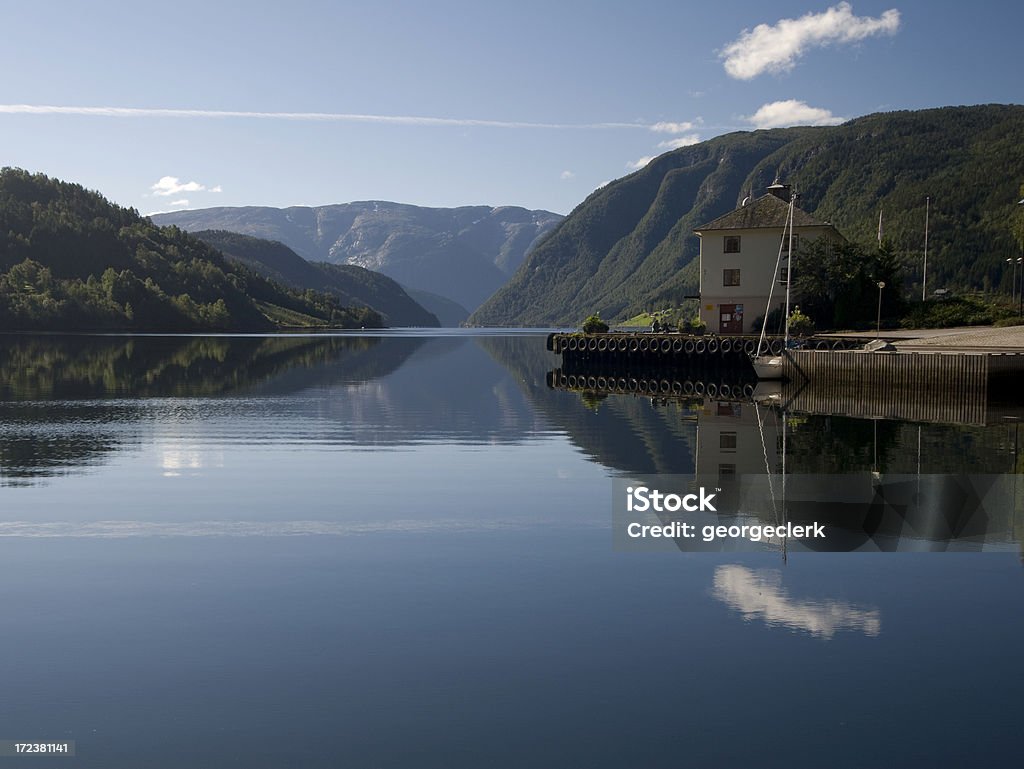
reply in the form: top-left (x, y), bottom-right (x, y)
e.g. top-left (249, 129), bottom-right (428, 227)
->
top-left (719, 304), bottom-right (744, 334)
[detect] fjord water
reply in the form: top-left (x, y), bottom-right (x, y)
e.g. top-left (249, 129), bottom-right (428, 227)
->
top-left (1, 332), bottom-right (1021, 768)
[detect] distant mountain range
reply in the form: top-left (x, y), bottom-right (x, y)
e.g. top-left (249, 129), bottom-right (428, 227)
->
top-left (192, 230), bottom-right (440, 327)
top-left (153, 202), bottom-right (563, 312)
top-left (470, 104), bottom-right (1024, 326)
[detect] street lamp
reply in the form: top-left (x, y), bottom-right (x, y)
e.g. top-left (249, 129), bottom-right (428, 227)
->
top-left (1018, 198), bottom-right (1024, 317)
top-left (876, 281), bottom-right (885, 334)
top-left (1008, 257), bottom-right (1019, 303)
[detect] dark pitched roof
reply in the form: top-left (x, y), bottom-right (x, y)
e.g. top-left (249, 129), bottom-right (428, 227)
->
top-left (694, 194), bottom-right (831, 232)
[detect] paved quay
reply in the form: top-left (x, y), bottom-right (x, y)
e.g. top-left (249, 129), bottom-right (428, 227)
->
top-left (820, 325), bottom-right (1024, 352)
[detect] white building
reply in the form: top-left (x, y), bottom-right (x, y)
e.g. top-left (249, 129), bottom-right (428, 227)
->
top-left (693, 185), bottom-right (842, 335)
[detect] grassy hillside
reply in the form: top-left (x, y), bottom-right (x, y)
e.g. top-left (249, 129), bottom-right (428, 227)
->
top-left (470, 104), bottom-right (1024, 326)
top-left (0, 169), bottom-right (382, 331)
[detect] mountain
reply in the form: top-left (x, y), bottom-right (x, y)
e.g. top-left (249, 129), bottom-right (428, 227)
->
top-left (152, 202), bottom-right (563, 311)
top-left (401, 287), bottom-right (470, 327)
top-left (0, 169), bottom-right (384, 332)
top-left (470, 104), bottom-right (1024, 327)
top-left (191, 230), bottom-right (439, 327)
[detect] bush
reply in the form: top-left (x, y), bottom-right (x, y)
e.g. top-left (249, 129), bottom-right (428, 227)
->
top-left (788, 307), bottom-right (815, 336)
top-left (582, 313), bottom-right (609, 334)
top-left (900, 296), bottom-right (1014, 329)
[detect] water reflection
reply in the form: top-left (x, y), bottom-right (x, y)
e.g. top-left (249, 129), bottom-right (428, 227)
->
top-left (2, 333), bottom-right (1022, 552)
top-left (712, 565), bottom-right (882, 639)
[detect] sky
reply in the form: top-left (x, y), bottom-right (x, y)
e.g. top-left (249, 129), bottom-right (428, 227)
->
top-left (1, 0), bottom-right (1021, 216)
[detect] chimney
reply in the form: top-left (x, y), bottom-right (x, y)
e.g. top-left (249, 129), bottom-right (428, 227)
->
top-left (766, 177), bottom-right (791, 202)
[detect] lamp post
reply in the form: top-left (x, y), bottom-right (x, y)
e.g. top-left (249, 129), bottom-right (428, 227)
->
top-left (876, 281), bottom-right (885, 334)
top-left (922, 196), bottom-right (930, 301)
top-left (1009, 257), bottom-right (1019, 303)
top-left (1019, 256), bottom-right (1023, 318)
top-left (1018, 198), bottom-right (1024, 318)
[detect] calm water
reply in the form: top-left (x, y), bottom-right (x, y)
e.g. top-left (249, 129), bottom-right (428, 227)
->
top-left (1, 332), bottom-right (1022, 768)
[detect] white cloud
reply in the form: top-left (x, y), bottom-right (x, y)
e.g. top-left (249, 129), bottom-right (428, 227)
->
top-left (657, 134), bottom-right (702, 150)
top-left (210, 185), bottom-right (223, 193)
top-left (151, 176), bottom-right (209, 196)
top-left (169, 199), bottom-right (190, 208)
top-left (626, 156), bottom-right (655, 171)
top-left (560, 170), bottom-right (575, 180)
top-left (650, 120), bottom-right (700, 134)
top-left (721, 2), bottom-right (901, 80)
top-left (745, 100), bottom-right (845, 129)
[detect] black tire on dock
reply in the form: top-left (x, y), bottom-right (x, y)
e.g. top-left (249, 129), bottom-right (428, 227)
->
top-left (671, 381), bottom-right (683, 395)
top-left (743, 383), bottom-right (755, 397)
top-left (616, 377), bottom-right (627, 390)
top-left (707, 339), bottom-right (720, 354)
top-left (597, 338), bottom-right (608, 352)
top-left (629, 337), bottom-right (640, 352)
top-left (587, 376), bottom-right (598, 389)
top-left (832, 341), bottom-right (844, 351)
top-left (744, 339), bottom-right (756, 355)
top-left (673, 338), bottom-right (684, 353)
top-left (684, 339), bottom-right (696, 354)
top-left (639, 338), bottom-right (650, 352)
top-left (770, 339), bottom-right (783, 355)
top-left (683, 381), bottom-right (695, 395)
top-left (816, 340), bottom-right (829, 350)
top-left (627, 378), bottom-right (638, 392)
top-left (720, 339), bottom-right (733, 354)
top-left (695, 339), bottom-right (707, 354)
top-left (618, 338), bottom-right (629, 352)
top-left (706, 382), bottom-right (718, 397)
top-left (660, 380), bottom-right (671, 394)
top-left (694, 381), bottom-right (706, 396)
top-left (660, 338), bottom-right (672, 354)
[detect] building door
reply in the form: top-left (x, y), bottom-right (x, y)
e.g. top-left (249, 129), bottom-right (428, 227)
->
top-left (719, 304), bottom-right (744, 334)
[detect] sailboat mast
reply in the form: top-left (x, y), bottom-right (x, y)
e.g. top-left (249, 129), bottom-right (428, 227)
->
top-left (783, 192), bottom-right (795, 341)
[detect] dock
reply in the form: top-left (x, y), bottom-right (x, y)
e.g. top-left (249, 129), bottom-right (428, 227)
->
top-left (547, 325), bottom-right (1024, 426)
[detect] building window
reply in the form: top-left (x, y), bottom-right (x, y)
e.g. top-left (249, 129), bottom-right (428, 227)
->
top-left (780, 233), bottom-right (801, 253)
top-left (720, 432), bottom-right (737, 451)
top-left (723, 269), bottom-right (741, 287)
top-left (719, 463), bottom-right (737, 478)
top-left (724, 236), bottom-right (741, 253)
top-left (779, 267), bottom-right (789, 285)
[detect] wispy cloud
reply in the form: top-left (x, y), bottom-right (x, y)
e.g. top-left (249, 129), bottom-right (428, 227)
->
top-left (657, 134), bottom-right (702, 150)
top-left (721, 2), bottom-right (901, 80)
top-left (626, 156), bottom-right (655, 171)
top-left (210, 185), bottom-right (223, 193)
top-left (169, 199), bottom-right (190, 208)
top-left (151, 176), bottom-right (211, 196)
top-left (0, 102), bottom-right (695, 132)
top-left (650, 120), bottom-right (700, 134)
top-left (745, 100), bottom-right (845, 128)
top-left (560, 170), bottom-right (575, 180)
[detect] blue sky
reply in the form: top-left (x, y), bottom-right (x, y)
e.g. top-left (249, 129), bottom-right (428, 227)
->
top-left (1, 0), bottom-right (1020, 215)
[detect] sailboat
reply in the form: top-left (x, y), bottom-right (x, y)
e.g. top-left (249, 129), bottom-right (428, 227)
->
top-left (751, 183), bottom-right (797, 380)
